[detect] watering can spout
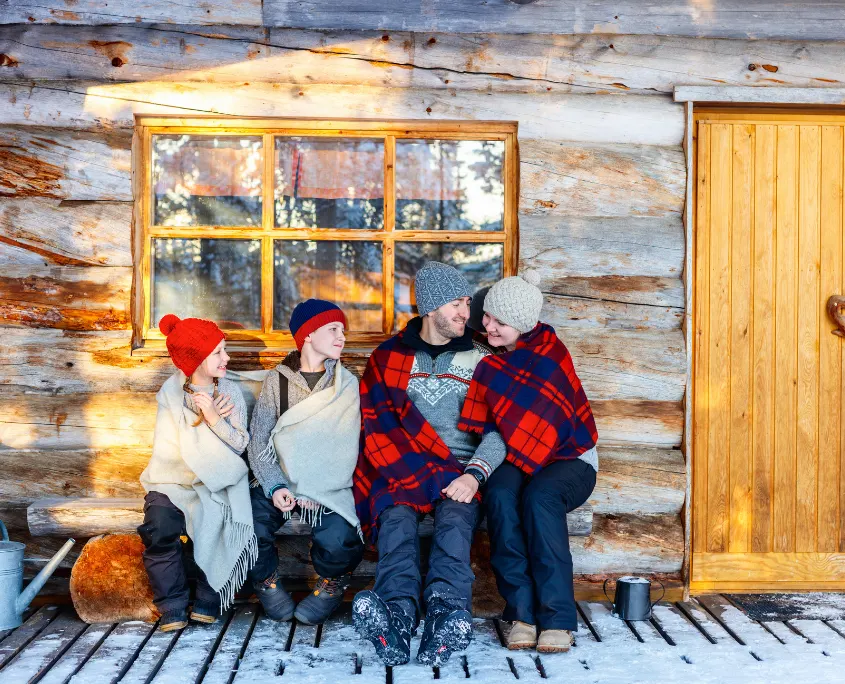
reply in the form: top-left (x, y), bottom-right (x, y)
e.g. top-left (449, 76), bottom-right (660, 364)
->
top-left (15, 538), bottom-right (75, 615)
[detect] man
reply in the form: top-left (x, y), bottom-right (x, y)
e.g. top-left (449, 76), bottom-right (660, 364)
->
top-left (352, 262), bottom-right (506, 667)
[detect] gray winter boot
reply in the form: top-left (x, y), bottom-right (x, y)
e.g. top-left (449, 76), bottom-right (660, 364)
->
top-left (294, 574), bottom-right (351, 625)
top-left (254, 570), bottom-right (295, 621)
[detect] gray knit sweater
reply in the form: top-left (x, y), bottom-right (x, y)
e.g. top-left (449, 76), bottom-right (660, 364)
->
top-left (247, 354), bottom-right (336, 497)
top-left (184, 378), bottom-right (249, 454)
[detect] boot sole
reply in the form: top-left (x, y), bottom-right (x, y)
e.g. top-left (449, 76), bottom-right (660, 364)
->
top-left (537, 645), bottom-right (571, 653)
top-left (160, 620), bottom-right (187, 632)
top-left (416, 612), bottom-right (473, 666)
top-left (352, 593), bottom-right (410, 667)
top-left (190, 613), bottom-right (217, 624)
top-left (507, 642), bottom-right (538, 650)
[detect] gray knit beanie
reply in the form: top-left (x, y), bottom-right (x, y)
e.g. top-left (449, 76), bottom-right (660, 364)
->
top-left (483, 276), bottom-right (544, 334)
top-left (414, 261), bottom-right (472, 316)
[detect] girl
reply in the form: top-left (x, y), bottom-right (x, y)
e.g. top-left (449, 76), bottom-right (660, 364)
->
top-left (458, 276), bottom-right (599, 653)
top-left (139, 314), bottom-right (257, 632)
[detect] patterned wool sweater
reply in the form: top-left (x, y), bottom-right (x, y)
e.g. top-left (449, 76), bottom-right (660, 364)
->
top-left (406, 343), bottom-right (506, 482)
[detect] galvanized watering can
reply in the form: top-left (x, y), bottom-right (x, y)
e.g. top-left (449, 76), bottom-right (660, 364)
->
top-left (0, 519), bottom-right (75, 630)
top-left (603, 576), bottom-right (665, 621)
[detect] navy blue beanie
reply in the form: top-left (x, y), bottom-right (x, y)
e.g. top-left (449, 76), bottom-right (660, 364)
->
top-left (289, 299), bottom-right (347, 349)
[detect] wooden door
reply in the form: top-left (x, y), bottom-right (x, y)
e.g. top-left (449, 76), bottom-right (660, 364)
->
top-left (692, 109), bottom-right (845, 592)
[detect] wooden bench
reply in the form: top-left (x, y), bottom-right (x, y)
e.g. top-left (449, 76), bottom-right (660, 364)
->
top-left (27, 497), bottom-right (593, 537)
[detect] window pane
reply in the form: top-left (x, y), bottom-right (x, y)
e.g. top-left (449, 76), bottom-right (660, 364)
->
top-left (394, 242), bottom-right (503, 329)
top-left (274, 240), bottom-right (383, 331)
top-left (153, 135), bottom-right (263, 226)
top-left (396, 140), bottom-right (504, 232)
top-left (275, 138), bottom-right (384, 229)
top-left (153, 238), bottom-right (262, 330)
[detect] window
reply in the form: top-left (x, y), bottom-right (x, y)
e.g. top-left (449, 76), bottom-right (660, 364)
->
top-left (134, 118), bottom-right (518, 349)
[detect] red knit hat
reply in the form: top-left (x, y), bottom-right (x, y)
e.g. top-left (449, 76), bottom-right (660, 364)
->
top-left (159, 314), bottom-right (225, 378)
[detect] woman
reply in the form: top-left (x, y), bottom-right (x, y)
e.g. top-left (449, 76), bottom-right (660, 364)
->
top-left (458, 276), bottom-right (598, 653)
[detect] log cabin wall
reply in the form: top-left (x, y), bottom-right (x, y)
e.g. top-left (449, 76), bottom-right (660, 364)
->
top-left (1, 0), bottom-right (843, 596)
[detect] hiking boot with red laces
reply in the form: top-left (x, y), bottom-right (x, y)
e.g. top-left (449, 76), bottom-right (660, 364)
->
top-left (294, 574), bottom-right (351, 625)
top-left (253, 570), bottom-right (295, 621)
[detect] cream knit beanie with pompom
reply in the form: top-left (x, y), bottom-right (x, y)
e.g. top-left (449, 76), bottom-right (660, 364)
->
top-left (483, 274), bottom-right (544, 334)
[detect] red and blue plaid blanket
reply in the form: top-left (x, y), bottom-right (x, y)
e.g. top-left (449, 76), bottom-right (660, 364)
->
top-left (353, 329), bottom-right (466, 543)
top-left (458, 323), bottom-right (598, 476)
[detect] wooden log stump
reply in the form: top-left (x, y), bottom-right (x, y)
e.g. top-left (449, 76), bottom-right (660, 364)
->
top-left (70, 534), bottom-right (158, 624)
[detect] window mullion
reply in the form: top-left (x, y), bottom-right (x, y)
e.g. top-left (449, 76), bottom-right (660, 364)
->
top-left (382, 135), bottom-right (396, 334)
top-left (262, 133), bottom-right (275, 334)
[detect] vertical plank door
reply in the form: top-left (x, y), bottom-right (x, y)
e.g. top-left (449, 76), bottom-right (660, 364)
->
top-left (692, 108), bottom-right (845, 591)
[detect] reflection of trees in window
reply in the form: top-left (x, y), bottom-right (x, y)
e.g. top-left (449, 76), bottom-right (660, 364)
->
top-left (396, 140), bottom-right (504, 232)
top-left (153, 239), bottom-right (262, 329)
top-left (274, 241), bottom-right (383, 331)
top-left (275, 138), bottom-right (384, 229)
top-left (153, 135), bottom-right (263, 227)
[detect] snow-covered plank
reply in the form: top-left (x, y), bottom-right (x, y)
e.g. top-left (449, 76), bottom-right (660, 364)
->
top-left (0, 605), bottom-right (61, 668)
top-left (120, 625), bottom-right (181, 684)
top-left (151, 614), bottom-right (229, 683)
top-left (38, 622), bottom-right (114, 684)
top-left (694, 596), bottom-right (784, 660)
top-left (202, 605), bottom-right (260, 684)
top-left (578, 602), bottom-right (639, 645)
top-left (233, 614), bottom-right (293, 681)
top-left (790, 620), bottom-right (845, 658)
top-left (0, 610), bottom-right (86, 682)
top-left (762, 620), bottom-right (839, 661)
top-left (69, 620), bottom-right (155, 683)
top-left (0, 0), bottom-right (262, 26)
top-left (313, 611), bottom-right (386, 681)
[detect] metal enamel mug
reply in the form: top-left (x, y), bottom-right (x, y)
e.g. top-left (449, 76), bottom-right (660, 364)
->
top-left (603, 576), bottom-right (665, 621)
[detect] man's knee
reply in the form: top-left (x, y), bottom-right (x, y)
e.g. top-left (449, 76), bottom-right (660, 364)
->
top-left (376, 505), bottom-right (420, 555)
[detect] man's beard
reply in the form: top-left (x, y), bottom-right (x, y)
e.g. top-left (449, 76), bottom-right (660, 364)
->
top-left (432, 309), bottom-right (466, 339)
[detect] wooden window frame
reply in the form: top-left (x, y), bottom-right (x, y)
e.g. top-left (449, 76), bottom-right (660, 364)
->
top-left (131, 116), bottom-right (519, 353)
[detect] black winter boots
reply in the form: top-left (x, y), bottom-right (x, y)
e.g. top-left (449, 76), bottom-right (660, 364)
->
top-left (254, 570), bottom-right (295, 621)
top-left (416, 597), bottom-right (474, 666)
top-left (295, 574), bottom-right (352, 625)
top-left (352, 590), bottom-right (413, 666)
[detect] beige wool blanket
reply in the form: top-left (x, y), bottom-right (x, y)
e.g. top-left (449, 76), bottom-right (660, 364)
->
top-left (259, 363), bottom-right (362, 532)
top-left (140, 372), bottom-right (258, 610)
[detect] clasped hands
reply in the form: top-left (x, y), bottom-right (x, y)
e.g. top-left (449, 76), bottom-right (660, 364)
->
top-left (192, 392), bottom-right (235, 427)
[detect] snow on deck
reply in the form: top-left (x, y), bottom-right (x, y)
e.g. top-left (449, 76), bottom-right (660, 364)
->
top-left (1, 596), bottom-right (844, 683)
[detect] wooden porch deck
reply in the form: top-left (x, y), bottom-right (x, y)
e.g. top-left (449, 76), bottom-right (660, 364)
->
top-left (1, 596), bottom-right (843, 683)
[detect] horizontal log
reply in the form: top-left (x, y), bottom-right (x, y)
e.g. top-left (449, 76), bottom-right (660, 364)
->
top-left (0, 81), bottom-right (684, 145)
top-left (0, 199), bottom-right (133, 266)
top-left (0, 265), bottom-right (131, 330)
top-left (5, 27), bottom-right (845, 95)
top-left (519, 141), bottom-right (685, 218)
top-left (0, 127), bottom-right (131, 200)
top-left (0, 1), bottom-right (262, 26)
top-left (519, 215), bottom-right (685, 280)
top-left (25, 496), bottom-right (590, 537)
top-left (592, 400), bottom-right (682, 448)
top-left (534, 275), bottom-right (685, 309)
top-left (0, 327), bottom-right (686, 401)
top-left (0, 241), bottom-right (46, 265)
top-left (590, 447), bottom-right (685, 516)
top-left (276, 513), bottom-right (683, 576)
top-left (542, 293), bottom-right (683, 331)
top-left (260, 1), bottom-right (845, 40)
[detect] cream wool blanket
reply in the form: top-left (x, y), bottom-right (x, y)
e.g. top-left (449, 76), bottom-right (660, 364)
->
top-left (259, 363), bottom-right (361, 531)
top-left (140, 372), bottom-right (258, 610)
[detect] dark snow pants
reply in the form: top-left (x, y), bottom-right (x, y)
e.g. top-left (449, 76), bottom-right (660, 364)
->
top-left (138, 491), bottom-right (220, 614)
top-left (247, 486), bottom-right (364, 584)
top-left (484, 459), bottom-right (596, 631)
top-left (372, 499), bottom-right (481, 623)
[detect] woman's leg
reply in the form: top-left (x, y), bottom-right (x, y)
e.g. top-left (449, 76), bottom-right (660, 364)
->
top-left (484, 462), bottom-right (535, 625)
top-left (522, 459), bottom-right (596, 631)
